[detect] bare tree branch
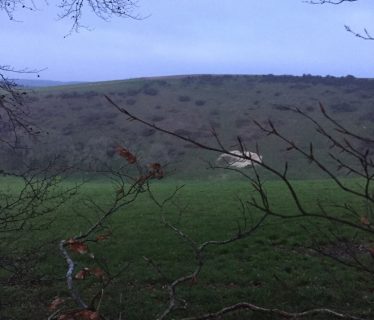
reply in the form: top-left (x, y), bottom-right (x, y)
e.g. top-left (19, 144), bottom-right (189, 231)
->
top-left (304, 0), bottom-right (358, 4)
top-left (181, 302), bottom-right (366, 320)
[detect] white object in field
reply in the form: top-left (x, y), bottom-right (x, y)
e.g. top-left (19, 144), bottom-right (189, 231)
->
top-left (217, 150), bottom-right (262, 168)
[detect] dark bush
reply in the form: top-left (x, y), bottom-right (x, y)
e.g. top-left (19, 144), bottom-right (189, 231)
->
top-left (195, 100), bottom-right (206, 106)
top-left (155, 80), bottom-right (168, 87)
top-left (167, 148), bottom-right (177, 156)
top-left (183, 143), bottom-right (199, 149)
top-left (272, 104), bottom-right (290, 111)
top-left (175, 129), bottom-right (191, 136)
top-left (106, 149), bottom-right (116, 158)
top-left (151, 115), bottom-right (165, 122)
top-left (359, 112), bottom-right (374, 122)
top-left (80, 113), bottom-right (102, 124)
top-left (178, 95), bottom-right (191, 102)
top-left (141, 129), bottom-right (156, 137)
top-left (330, 103), bottom-right (357, 113)
top-left (126, 99), bottom-right (136, 106)
top-left (143, 87), bottom-right (158, 96)
top-left (60, 91), bottom-right (79, 99)
top-left (289, 84), bottom-right (311, 90)
top-left (85, 91), bottom-right (99, 100)
top-left (235, 119), bottom-right (249, 128)
top-left (360, 94), bottom-right (371, 99)
top-left (62, 124), bottom-right (74, 136)
top-left (105, 112), bottom-right (119, 119)
top-left (127, 89), bottom-right (140, 96)
top-left (209, 120), bottom-right (221, 128)
top-left (24, 96), bottom-right (40, 103)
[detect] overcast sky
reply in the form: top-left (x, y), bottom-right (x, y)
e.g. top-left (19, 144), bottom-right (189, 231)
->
top-left (1, 0), bottom-right (373, 81)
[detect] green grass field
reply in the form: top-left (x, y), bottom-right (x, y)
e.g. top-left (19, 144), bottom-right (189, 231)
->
top-left (1, 177), bottom-right (373, 319)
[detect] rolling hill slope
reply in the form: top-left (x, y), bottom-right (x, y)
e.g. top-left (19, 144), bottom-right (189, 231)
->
top-left (3, 74), bottom-right (373, 179)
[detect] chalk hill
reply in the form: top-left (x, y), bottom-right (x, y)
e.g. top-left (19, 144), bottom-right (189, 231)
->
top-left (3, 74), bottom-right (373, 179)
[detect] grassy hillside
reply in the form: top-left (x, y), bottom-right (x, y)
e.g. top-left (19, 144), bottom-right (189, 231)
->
top-left (3, 74), bottom-right (374, 179)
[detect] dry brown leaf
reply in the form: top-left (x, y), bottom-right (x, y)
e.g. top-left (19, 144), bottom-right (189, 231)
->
top-left (116, 146), bottom-right (137, 164)
top-left (95, 232), bottom-right (111, 242)
top-left (360, 216), bottom-right (370, 226)
top-left (66, 238), bottom-right (89, 254)
top-left (75, 268), bottom-right (90, 280)
top-left (90, 267), bottom-right (106, 279)
top-left (49, 296), bottom-right (65, 311)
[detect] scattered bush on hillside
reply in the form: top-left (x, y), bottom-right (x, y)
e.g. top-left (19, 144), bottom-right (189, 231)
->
top-left (330, 103), bottom-right (357, 113)
top-left (151, 115), bottom-right (165, 122)
top-left (105, 119), bottom-right (115, 126)
top-left (24, 95), bottom-right (39, 103)
top-left (360, 93), bottom-right (372, 99)
top-left (143, 87), bottom-right (159, 96)
top-left (60, 91), bottom-right (79, 99)
top-left (141, 128), bottom-right (156, 137)
top-left (174, 129), bottom-right (191, 136)
top-left (195, 99), bottom-right (206, 106)
top-left (289, 84), bottom-right (311, 90)
top-left (79, 113), bottom-right (102, 124)
top-left (359, 112), bottom-right (374, 122)
top-left (235, 118), bottom-right (249, 128)
top-left (196, 75), bottom-right (224, 86)
top-left (126, 98), bottom-right (137, 106)
top-left (154, 80), bottom-right (169, 87)
top-left (182, 76), bottom-right (196, 86)
top-left (272, 104), bottom-right (291, 111)
top-left (178, 95), bottom-right (191, 102)
top-left (323, 89), bottom-right (334, 95)
top-left (209, 120), bottom-right (221, 128)
top-left (104, 112), bottom-right (119, 119)
top-left (85, 91), bottom-right (99, 100)
top-left (62, 124), bottom-right (74, 136)
top-left (127, 88), bottom-right (141, 96)
top-left (183, 143), bottom-right (199, 148)
top-left (106, 148), bottom-right (116, 158)
top-left (167, 147), bottom-right (177, 156)
top-left (71, 105), bottom-right (83, 111)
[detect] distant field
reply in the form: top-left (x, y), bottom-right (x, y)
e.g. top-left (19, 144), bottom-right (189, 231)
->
top-left (2, 74), bottom-right (373, 179)
top-left (1, 177), bottom-right (372, 319)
